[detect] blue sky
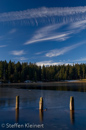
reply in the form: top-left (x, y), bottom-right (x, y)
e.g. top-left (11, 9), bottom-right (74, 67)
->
top-left (0, 0), bottom-right (86, 66)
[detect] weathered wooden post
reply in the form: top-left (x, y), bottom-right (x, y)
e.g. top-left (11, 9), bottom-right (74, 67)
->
top-left (70, 96), bottom-right (74, 111)
top-left (39, 97), bottom-right (43, 110)
top-left (16, 96), bottom-right (19, 109)
top-left (15, 96), bottom-right (19, 122)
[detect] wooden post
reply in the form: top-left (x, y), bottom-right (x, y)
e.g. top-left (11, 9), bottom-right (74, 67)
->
top-left (16, 96), bottom-right (19, 109)
top-left (70, 96), bottom-right (74, 111)
top-left (39, 97), bottom-right (43, 110)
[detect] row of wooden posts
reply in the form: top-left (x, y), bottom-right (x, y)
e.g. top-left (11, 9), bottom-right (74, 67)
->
top-left (16, 96), bottom-right (44, 110)
top-left (16, 96), bottom-right (74, 111)
top-left (15, 96), bottom-right (74, 123)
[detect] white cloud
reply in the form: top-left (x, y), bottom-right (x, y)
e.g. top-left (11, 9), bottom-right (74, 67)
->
top-left (45, 41), bottom-right (86, 57)
top-left (10, 50), bottom-right (25, 56)
top-left (36, 60), bottom-right (72, 66)
top-left (37, 58), bottom-right (86, 67)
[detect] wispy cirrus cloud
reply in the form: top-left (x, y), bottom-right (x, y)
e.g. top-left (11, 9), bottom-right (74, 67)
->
top-left (24, 18), bottom-right (86, 45)
top-left (25, 33), bottom-right (69, 45)
top-left (10, 50), bottom-right (26, 56)
top-left (24, 24), bottom-right (71, 45)
top-left (45, 41), bottom-right (86, 57)
top-left (0, 6), bottom-right (86, 24)
top-left (69, 19), bottom-right (86, 33)
top-left (0, 6), bottom-right (86, 45)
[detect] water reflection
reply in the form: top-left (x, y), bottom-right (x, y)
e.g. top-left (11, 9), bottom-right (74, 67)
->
top-left (1, 83), bottom-right (86, 92)
top-left (39, 110), bottom-right (43, 122)
top-left (11, 83), bottom-right (86, 92)
top-left (15, 109), bottom-right (19, 122)
top-left (70, 110), bottom-right (75, 124)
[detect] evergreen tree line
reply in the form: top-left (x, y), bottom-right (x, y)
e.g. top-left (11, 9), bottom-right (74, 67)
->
top-left (0, 60), bottom-right (86, 83)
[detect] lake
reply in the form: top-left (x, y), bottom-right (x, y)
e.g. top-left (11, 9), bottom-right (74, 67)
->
top-left (0, 83), bottom-right (86, 130)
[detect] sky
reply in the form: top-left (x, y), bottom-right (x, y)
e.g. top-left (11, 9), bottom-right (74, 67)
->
top-left (0, 0), bottom-right (86, 66)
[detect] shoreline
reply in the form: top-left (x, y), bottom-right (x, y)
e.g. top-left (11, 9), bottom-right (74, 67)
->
top-left (0, 80), bottom-right (86, 87)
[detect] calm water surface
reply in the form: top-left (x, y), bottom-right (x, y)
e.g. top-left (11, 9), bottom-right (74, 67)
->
top-left (0, 84), bottom-right (86, 130)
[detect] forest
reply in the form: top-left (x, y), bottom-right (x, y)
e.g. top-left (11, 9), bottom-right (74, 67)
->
top-left (0, 60), bottom-right (86, 83)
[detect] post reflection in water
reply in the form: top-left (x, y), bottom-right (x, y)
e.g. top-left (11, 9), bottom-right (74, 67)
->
top-left (70, 110), bottom-right (75, 124)
top-left (39, 110), bottom-right (43, 122)
top-left (15, 109), bottom-right (19, 122)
